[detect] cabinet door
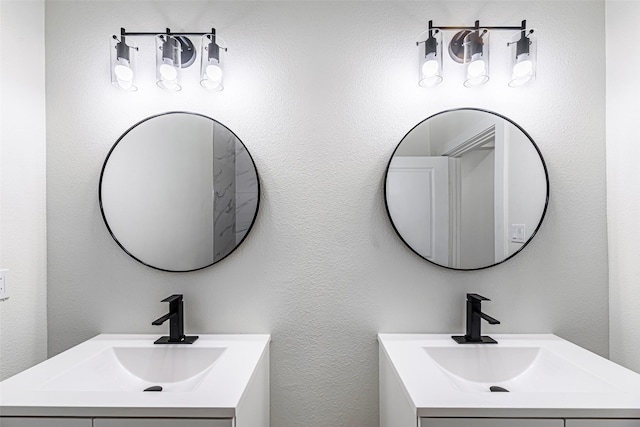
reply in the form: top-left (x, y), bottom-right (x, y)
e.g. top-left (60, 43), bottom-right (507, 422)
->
top-left (0, 418), bottom-right (91, 427)
top-left (421, 419), bottom-right (563, 427)
top-left (566, 421), bottom-right (640, 427)
top-left (93, 419), bottom-right (233, 427)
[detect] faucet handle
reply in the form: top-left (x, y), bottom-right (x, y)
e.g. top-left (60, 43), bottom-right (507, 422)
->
top-left (161, 294), bottom-right (183, 303)
top-left (467, 293), bottom-right (490, 302)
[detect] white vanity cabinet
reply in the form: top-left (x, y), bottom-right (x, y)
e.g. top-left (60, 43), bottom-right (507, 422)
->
top-left (0, 335), bottom-right (271, 427)
top-left (420, 420), bottom-right (640, 427)
top-left (0, 418), bottom-right (92, 427)
top-left (1, 419), bottom-right (234, 427)
top-left (420, 419), bottom-right (562, 427)
top-left (566, 421), bottom-right (640, 427)
top-left (93, 419), bottom-right (233, 427)
top-left (379, 334), bottom-right (640, 427)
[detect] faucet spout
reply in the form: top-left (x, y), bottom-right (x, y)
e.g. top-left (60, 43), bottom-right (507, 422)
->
top-left (478, 312), bottom-right (500, 325)
top-left (452, 293), bottom-right (500, 344)
top-left (152, 294), bottom-right (199, 344)
top-left (152, 312), bottom-right (175, 325)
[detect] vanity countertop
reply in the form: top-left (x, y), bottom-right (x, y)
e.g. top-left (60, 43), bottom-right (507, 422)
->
top-left (0, 334), bottom-right (270, 418)
top-left (379, 333), bottom-right (640, 418)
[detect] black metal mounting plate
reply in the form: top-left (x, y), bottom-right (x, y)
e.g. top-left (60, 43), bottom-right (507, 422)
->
top-left (451, 335), bottom-right (498, 344)
top-left (154, 335), bottom-right (199, 344)
top-left (448, 30), bottom-right (471, 63)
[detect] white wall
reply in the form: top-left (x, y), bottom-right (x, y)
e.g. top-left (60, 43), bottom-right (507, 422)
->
top-left (0, 0), bottom-right (48, 380)
top-left (45, 2), bottom-right (608, 426)
top-left (460, 148), bottom-right (495, 266)
top-left (606, 0), bottom-right (640, 374)
top-left (506, 122), bottom-right (548, 255)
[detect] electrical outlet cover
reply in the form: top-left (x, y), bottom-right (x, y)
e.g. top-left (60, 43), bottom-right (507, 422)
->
top-left (0, 269), bottom-right (9, 300)
top-left (510, 224), bottom-right (526, 243)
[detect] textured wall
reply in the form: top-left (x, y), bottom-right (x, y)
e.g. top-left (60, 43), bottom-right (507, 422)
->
top-left (0, 0), bottom-right (48, 380)
top-left (606, 0), bottom-right (640, 374)
top-left (46, 2), bottom-right (607, 426)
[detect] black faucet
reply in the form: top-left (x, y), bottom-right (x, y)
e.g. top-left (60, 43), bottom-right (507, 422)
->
top-left (152, 294), bottom-right (199, 344)
top-left (452, 293), bottom-right (500, 344)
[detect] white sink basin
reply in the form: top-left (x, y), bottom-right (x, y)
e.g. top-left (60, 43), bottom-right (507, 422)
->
top-left (423, 346), bottom-right (616, 393)
top-left (40, 346), bottom-right (226, 392)
top-left (379, 334), bottom-right (640, 418)
top-left (0, 334), bottom-right (270, 418)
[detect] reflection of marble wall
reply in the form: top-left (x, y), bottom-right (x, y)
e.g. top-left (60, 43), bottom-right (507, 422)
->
top-left (235, 144), bottom-right (259, 244)
top-left (213, 124), bottom-right (237, 261)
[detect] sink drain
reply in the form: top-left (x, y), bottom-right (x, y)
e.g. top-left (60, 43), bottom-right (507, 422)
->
top-left (489, 385), bottom-right (509, 392)
top-left (143, 385), bottom-right (163, 392)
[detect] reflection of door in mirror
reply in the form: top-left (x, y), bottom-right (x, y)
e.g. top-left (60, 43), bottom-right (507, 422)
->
top-left (442, 119), bottom-right (500, 269)
top-left (460, 144), bottom-right (495, 267)
top-left (387, 157), bottom-right (449, 266)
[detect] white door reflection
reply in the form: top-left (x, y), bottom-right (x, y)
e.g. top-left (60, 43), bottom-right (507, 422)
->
top-left (387, 157), bottom-right (449, 266)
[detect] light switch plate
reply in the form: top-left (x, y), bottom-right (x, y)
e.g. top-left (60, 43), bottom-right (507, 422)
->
top-left (0, 269), bottom-right (9, 300)
top-left (510, 224), bottom-right (526, 243)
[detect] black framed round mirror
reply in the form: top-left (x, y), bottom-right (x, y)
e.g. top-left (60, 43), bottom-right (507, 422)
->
top-left (99, 112), bottom-right (260, 272)
top-left (385, 108), bottom-right (549, 271)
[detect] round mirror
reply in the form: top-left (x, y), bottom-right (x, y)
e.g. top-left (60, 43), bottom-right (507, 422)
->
top-left (99, 112), bottom-right (260, 272)
top-left (385, 108), bottom-right (548, 271)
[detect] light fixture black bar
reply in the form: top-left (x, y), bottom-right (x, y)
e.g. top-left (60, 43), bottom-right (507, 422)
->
top-left (428, 20), bottom-right (526, 31)
top-left (430, 25), bottom-right (523, 30)
top-left (120, 27), bottom-right (213, 37)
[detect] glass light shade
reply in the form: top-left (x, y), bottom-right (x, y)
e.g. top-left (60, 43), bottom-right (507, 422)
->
top-left (156, 34), bottom-right (182, 91)
top-left (463, 29), bottom-right (489, 87)
top-left (110, 37), bottom-right (137, 91)
top-left (418, 29), bottom-right (443, 87)
top-left (200, 34), bottom-right (225, 91)
top-left (509, 29), bottom-right (537, 87)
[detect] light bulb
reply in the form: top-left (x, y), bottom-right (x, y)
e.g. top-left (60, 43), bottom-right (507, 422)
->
top-left (513, 57), bottom-right (533, 78)
top-left (114, 64), bottom-right (133, 82)
top-left (205, 64), bottom-right (223, 82)
top-left (421, 59), bottom-right (439, 78)
top-left (467, 57), bottom-right (486, 77)
top-left (159, 63), bottom-right (178, 81)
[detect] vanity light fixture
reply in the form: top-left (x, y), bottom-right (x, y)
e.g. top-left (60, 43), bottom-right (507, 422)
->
top-left (417, 20), bottom-right (536, 88)
top-left (110, 28), bottom-right (227, 91)
top-left (463, 26), bottom-right (490, 87)
top-left (418, 27), bottom-right (443, 87)
top-left (110, 32), bottom-right (137, 91)
top-left (156, 33), bottom-right (183, 91)
top-left (508, 24), bottom-right (537, 87)
top-left (200, 30), bottom-right (224, 91)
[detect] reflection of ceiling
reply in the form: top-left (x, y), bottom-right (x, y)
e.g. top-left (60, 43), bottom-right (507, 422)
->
top-left (398, 110), bottom-right (495, 157)
top-left (398, 110), bottom-right (505, 157)
top-left (428, 110), bottom-right (489, 151)
top-left (442, 125), bottom-right (495, 157)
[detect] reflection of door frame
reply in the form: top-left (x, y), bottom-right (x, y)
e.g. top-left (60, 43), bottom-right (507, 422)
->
top-left (442, 123), bottom-right (500, 267)
top-left (493, 123), bottom-right (508, 262)
top-left (448, 158), bottom-right (461, 268)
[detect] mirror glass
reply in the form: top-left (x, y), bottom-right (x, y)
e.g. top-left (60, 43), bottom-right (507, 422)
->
top-left (385, 109), bottom-right (548, 270)
top-left (100, 112), bottom-right (260, 272)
